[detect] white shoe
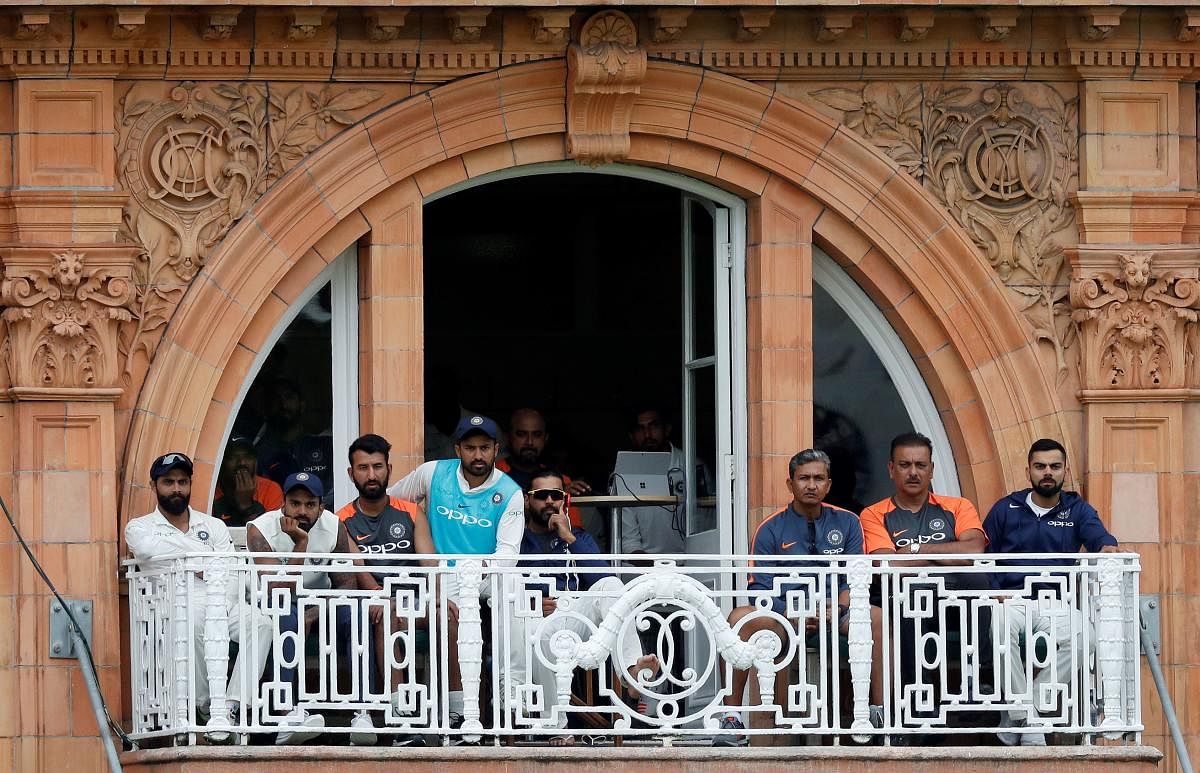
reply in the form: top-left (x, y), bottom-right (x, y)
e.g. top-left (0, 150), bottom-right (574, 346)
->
top-left (276, 707), bottom-right (325, 745)
top-left (998, 712), bottom-right (1046, 747)
top-left (350, 710), bottom-right (378, 746)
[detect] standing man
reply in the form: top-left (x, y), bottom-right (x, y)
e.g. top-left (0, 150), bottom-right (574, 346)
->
top-left (498, 408), bottom-right (590, 528)
top-left (859, 432), bottom-right (991, 734)
top-left (386, 415), bottom-right (527, 727)
top-left (984, 438), bottom-right (1118, 746)
top-left (338, 434), bottom-right (438, 746)
top-left (246, 471), bottom-right (358, 745)
top-left (713, 449), bottom-right (880, 745)
top-left (212, 436), bottom-right (284, 526)
top-left (517, 467), bottom-right (656, 744)
top-left (125, 452), bottom-right (273, 743)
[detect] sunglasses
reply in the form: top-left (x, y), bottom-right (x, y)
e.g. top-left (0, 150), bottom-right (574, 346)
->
top-left (528, 488), bottom-right (566, 502)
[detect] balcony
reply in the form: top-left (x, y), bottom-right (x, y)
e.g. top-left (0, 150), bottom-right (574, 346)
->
top-left (120, 553), bottom-right (1161, 772)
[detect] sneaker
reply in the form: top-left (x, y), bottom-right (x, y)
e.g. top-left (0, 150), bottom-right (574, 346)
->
top-left (998, 713), bottom-right (1046, 747)
top-left (393, 732), bottom-right (427, 747)
top-left (204, 703), bottom-right (240, 745)
top-left (350, 710), bottom-right (378, 746)
top-left (711, 715), bottom-right (748, 747)
top-left (446, 711), bottom-right (481, 746)
top-left (275, 707), bottom-right (325, 745)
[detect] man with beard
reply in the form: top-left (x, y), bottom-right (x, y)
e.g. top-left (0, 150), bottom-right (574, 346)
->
top-left (336, 434), bottom-right (439, 746)
top-left (517, 468), bottom-right (657, 745)
top-left (387, 415), bottom-right (526, 731)
top-left (246, 472), bottom-right (357, 745)
top-left (124, 452), bottom-right (273, 743)
top-left (984, 438), bottom-right (1118, 746)
top-left (212, 436), bottom-right (284, 526)
top-left (498, 408), bottom-right (589, 528)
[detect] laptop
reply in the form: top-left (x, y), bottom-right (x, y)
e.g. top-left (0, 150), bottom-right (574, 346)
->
top-left (611, 451), bottom-right (673, 497)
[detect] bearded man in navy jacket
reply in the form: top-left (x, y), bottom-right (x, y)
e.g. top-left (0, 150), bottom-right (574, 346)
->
top-left (983, 438), bottom-right (1119, 746)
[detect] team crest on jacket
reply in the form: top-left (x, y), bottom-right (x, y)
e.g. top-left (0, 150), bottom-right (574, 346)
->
top-left (492, 492), bottom-right (503, 504)
top-left (929, 518), bottom-right (945, 531)
top-left (197, 530), bottom-right (210, 541)
top-left (827, 529), bottom-right (843, 546)
top-left (389, 522), bottom-right (407, 539)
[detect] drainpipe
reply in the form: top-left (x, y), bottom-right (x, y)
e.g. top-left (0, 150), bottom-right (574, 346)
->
top-left (1141, 609), bottom-right (1193, 773)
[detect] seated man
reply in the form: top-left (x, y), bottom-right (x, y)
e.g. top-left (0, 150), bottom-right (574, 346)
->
top-left (517, 467), bottom-right (657, 745)
top-left (246, 472), bottom-right (358, 745)
top-left (713, 448), bottom-right (879, 746)
top-left (498, 408), bottom-right (590, 528)
top-left (860, 432), bottom-right (993, 737)
top-left (124, 452), bottom-right (273, 743)
top-left (338, 433), bottom-right (438, 747)
top-left (213, 436), bottom-right (284, 526)
top-left (984, 438), bottom-right (1119, 746)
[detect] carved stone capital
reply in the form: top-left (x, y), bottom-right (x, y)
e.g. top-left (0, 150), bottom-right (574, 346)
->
top-left (1069, 247), bottom-right (1200, 390)
top-left (447, 8), bottom-right (491, 44)
top-left (1080, 7), bottom-right (1126, 42)
top-left (1175, 9), bottom-right (1200, 43)
top-left (813, 11), bottom-right (855, 43)
top-left (528, 9), bottom-right (574, 45)
top-left (734, 9), bottom-right (774, 42)
top-left (566, 11), bottom-right (647, 167)
top-left (0, 246), bottom-right (139, 393)
top-left (109, 7), bottom-right (147, 40)
top-left (201, 8), bottom-right (242, 41)
top-left (650, 8), bottom-right (691, 44)
top-left (14, 10), bottom-right (50, 40)
top-left (898, 10), bottom-right (934, 43)
top-left (976, 10), bottom-right (1019, 42)
top-left (364, 9), bottom-right (410, 42)
top-left (287, 8), bottom-right (327, 41)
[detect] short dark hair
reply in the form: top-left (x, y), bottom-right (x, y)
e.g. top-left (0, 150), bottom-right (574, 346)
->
top-left (630, 405), bottom-right (670, 430)
top-left (1028, 438), bottom-right (1067, 462)
top-left (890, 431), bottom-right (933, 460)
top-left (348, 433), bottom-right (391, 464)
top-left (789, 448), bottom-right (832, 478)
top-left (528, 466), bottom-right (565, 489)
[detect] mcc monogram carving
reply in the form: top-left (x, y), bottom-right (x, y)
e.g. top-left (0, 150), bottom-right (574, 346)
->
top-left (115, 80), bottom-right (382, 384)
top-left (809, 82), bottom-right (1079, 381)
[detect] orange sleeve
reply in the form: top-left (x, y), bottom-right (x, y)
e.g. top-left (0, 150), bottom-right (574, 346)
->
top-left (859, 503), bottom-right (895, 554)
top-left (257, 477), bottom-right (284, 510)
top-left (563, 473), bottom-right (583, 528)
top-left (951, 497), bottom-right (985, 540)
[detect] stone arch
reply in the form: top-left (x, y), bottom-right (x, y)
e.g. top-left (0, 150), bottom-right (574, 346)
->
top-left (120, 59), bottom-right (1066, 519)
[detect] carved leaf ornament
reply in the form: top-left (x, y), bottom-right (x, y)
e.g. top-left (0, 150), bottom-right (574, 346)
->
top-left (115, 81), bottom-right (382, 382)
top-left (810, 82), bottom-right (1080, 382)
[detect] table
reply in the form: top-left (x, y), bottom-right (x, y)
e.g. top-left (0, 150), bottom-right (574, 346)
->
top-left (572, 495), bottom-right (716, 554)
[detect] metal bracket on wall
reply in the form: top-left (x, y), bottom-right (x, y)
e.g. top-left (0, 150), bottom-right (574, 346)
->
top-left (1140, 594), bottom-right (1161, 656)
top-left (49, 598), bottom-right (93, 659)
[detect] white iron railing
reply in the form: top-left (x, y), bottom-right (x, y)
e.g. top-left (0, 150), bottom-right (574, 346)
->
top-left (125, 552), bottom-right (1142, 745)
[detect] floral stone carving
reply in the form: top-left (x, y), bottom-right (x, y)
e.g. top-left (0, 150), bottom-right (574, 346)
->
top-left (566, 10), bottom-right (647, 167)
top-left (0, 248), bottom-right (136, 391)
top-left (1070, 251), bottom-right (1200, 390)
top-left (115, 80), bottom-right (382, 383)
top-left (809, 82), bottom-right (1080, 381)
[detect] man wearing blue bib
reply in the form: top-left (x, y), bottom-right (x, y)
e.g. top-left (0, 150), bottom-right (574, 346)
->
top-left (388, 414), bottom-right (526, 731)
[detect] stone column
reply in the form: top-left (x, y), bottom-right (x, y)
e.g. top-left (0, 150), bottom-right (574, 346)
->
top-left (1068, 63), bottom-right (1200, 766)
top-left (358, 181), bottom-right (426, 472)
top-left (0, 78), bottom-right (138, 769)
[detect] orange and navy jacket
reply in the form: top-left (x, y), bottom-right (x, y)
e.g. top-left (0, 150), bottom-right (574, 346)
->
top-left (748, 503), bottom-right (864, 615)
top-left (859, 492), bottom-right (984, 555)
top-left (495, 458), bottom-right (583, 528)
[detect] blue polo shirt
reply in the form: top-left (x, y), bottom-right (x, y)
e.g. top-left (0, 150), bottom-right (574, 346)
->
top-left (748, 503), bottom-right (864, 615)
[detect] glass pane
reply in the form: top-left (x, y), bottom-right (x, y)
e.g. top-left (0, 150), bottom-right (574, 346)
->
top-left (686, 363), bottom-right (717, 535)
top-left (812, 282), bottom-right (912, 512)
top-left (220, 283), bottom-right (335, 523)
top-left (688, 199), bottom-right (716, 361)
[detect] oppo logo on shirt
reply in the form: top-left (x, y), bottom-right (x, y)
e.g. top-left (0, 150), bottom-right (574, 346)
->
top-left (359, 541), bottom-right (412, 554)
top-left (434, 505), bottom-right (493, 528)
top-left (1046, 520), bottom-right (1074, 528)
top-left (822, 547), bottom-right (846, 555)
top-left (894, 533), bottom-right (946, 548)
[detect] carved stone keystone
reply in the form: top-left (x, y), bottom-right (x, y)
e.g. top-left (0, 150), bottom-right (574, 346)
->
top-left (566, 11), bottom-right (648, 167)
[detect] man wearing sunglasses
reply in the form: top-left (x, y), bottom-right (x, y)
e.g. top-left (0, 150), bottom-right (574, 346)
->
top-left (517, 469), bottom-right (657, 745)
top-left (713, 448), bottom-right (877, 746)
